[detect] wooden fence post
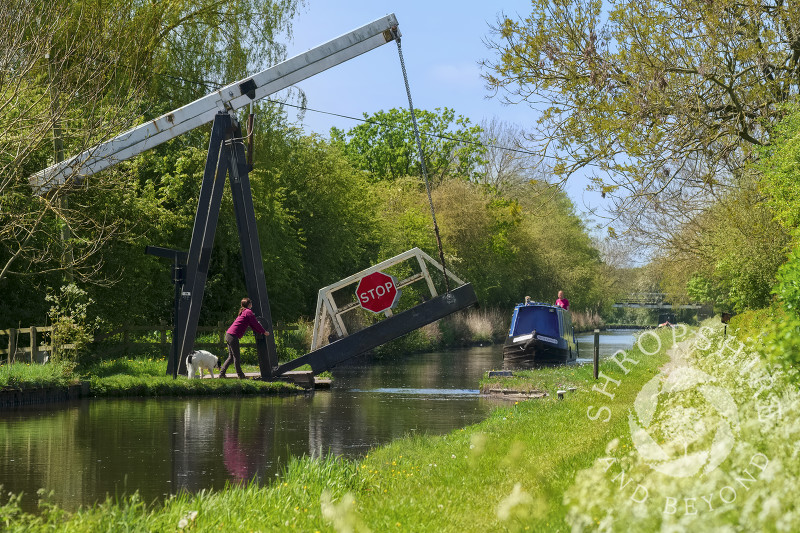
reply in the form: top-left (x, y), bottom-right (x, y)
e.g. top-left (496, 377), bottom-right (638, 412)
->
top-left (217, 321), bottom-right (225, 351)
top-left (8, 328), bottom-right (16, 364)
top-left (30, 326), bottom-right (37, 363)
top-left (593, 329), bottom-right (600, 380)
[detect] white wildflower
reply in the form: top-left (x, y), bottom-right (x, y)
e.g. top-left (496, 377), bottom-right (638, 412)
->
top-left (496, 483), bottom-right (533, 521)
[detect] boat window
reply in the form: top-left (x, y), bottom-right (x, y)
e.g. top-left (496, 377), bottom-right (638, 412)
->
top-left (513, 306), bottom-right (559, 336)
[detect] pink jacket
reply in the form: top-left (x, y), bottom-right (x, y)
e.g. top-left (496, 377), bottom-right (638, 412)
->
top-left (226, 308), bottom-right (267, 338)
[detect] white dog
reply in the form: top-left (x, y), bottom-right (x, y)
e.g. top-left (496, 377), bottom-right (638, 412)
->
top-left (186, 350), bottom-right (220, 379)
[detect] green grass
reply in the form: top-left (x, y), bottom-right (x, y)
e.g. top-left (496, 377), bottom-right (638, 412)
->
top-left (479, 363), bottom-right (593, 395)
top-left (1, 356), bottom-right (302, 398)
top-left (0, 329), bottom-right (675, 531)
top-left (87, 373), bottom-right (299, 397)
top-left (84, 357), bottom-right (302, 397)
top-left (0, 361), bottom-right (78, 390)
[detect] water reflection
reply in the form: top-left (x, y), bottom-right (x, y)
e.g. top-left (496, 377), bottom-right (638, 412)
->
top-left (0, 338), bottom-right (636, 513)
top-left (0, 347), bottom-right (503, 512)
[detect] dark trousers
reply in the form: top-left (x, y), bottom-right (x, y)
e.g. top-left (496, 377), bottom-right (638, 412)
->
top-left (222, 333), bottom-right (246, 378)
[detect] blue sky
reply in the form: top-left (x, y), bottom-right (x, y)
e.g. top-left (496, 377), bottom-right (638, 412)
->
top-left (278, 1), bottom-right (608, 226)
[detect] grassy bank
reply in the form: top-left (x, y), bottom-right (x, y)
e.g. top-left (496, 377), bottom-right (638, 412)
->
top-left (0, 357), bottom-right (300, 397)
top-left (86, 357), bottom-right (299, 397)
top-left (0, 329), bottom-right (677, 531)
top-left (0, 361), bottom-right (79, 390)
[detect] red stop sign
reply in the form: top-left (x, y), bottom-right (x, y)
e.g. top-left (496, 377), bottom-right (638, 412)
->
top-left (356, 271), bottom-right (401, 313)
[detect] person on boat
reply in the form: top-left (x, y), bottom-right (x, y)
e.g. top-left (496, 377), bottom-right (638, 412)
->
top-left (220, 297), bottom-right (269, 379)
top-left (555, 290), bottom-right (570, 310)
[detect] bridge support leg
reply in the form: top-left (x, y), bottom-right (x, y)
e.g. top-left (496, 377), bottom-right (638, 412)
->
top-left (166, 112), bottom-right (276, 378)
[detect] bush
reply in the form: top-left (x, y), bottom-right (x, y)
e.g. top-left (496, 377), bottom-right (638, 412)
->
top-left (755, 243), bottom-right (800, 371)
top-left (46, 284), bottom-right (101, 364)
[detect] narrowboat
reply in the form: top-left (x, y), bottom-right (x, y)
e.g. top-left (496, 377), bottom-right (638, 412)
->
top-left (503, 301), bottom-right (578, 368)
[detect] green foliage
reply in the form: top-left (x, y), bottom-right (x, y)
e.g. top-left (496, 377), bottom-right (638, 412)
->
top-left (252, 127), bottom-right (381, 317)
top-left (774, 244), bottom-right (800, 315)
top-left (331, 107), bottom-right (486, 183)
top-left (759, 105), bottom-right (800, 234)
top-left (754, 243), bottom-right (800, 369)
top-left (605, 306), bottom-right (659, 326)
top-left (686, 275), bottom-right (727, 311)
top-left (657, 175), bottom-right (790, 313)
top-left (46, 284), bottom-right (100, 362)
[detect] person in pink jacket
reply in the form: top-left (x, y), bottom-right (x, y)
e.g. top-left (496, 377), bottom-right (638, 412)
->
top-left (555, 290), bottom-right (570, 310)
top-left (220, 297), bottom-right (269, 379)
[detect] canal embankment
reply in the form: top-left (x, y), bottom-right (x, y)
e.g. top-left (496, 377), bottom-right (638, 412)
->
top-left (0, 358), bottom-right (304, 408)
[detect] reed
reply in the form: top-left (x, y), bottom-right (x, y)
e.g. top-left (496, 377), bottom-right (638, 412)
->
top-left (570, 309), bottom-right (605, 332)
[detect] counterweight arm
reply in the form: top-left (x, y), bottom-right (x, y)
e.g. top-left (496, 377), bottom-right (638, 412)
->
top-left (30, 14), bottom-right (399, 193)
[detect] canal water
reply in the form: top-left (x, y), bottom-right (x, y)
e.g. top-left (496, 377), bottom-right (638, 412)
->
top-left (0, 332), bottom-right (637, 513)
top-left (575, 329), bottom-right (639, 363)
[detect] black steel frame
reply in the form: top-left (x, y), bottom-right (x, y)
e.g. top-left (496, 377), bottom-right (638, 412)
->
top-left (154, 112), bottom-right (277, 378)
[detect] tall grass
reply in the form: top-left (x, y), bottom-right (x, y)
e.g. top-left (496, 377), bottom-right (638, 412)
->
top-left (0, 361), bottom-right (77, 390)
top-left (442, 307), bottom-right (507, 344)
top-left (374, 307), bottom-right (508, 357)
top-left (571, 309), bottom-right (605, 332)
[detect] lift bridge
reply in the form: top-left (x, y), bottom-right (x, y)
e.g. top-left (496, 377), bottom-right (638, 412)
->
top-left (30, 14), bottom-right (478, 380)
top-left (612, 293), bottom-right (703, 310)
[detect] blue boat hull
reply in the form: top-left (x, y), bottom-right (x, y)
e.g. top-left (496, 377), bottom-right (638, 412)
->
top-left (502, 335), bottom-right (575, 367)
top-left (502, 302), bottom-right (577, 368)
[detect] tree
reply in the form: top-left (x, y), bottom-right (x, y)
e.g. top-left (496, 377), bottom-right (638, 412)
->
top-left (482, 0), bottom-right (800, 209)
top-left (653, 173), bottom-right (790, 312)
top-left (759, 104), bottom-right (800, 235)
top-left (0, 0), bottom-right (302, 289)
top-left (1, 0), bottom-right (147, 285)
top-left (330, 107), bottom-right (486, 184)
top-left (477, 118), bottom-right (546, 194)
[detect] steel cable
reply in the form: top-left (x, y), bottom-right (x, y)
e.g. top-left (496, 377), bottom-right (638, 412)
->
top-left (392, 27), bottom-right (451, 293)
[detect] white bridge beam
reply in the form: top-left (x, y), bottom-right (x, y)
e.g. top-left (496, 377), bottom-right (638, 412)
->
top-left (30, 14), bottom-right (399, 194)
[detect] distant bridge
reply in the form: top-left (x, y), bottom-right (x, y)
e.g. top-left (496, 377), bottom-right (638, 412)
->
top-left (613, 293), bottom-right (703, 310)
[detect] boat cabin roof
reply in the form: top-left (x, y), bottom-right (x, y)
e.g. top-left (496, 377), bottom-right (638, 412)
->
top-left (509, 302), bottom-right (570, 338)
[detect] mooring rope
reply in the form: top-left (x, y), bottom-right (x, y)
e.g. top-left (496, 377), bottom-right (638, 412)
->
top-left (391, 26), bottom-right (451, 293)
